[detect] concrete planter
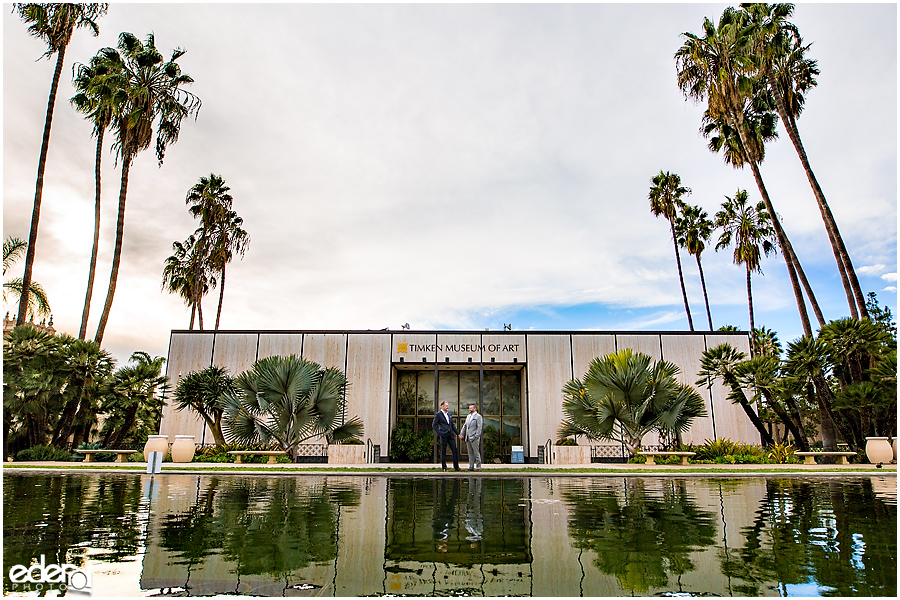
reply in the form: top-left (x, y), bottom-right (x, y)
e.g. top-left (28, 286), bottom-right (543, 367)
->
top-left (143, 435), bottom-right (169, 461)
top-left (328, 444), bottom-right (367, 464)
top-left (171, 435), bottom-right (196, 463)
top-left (552, 445), bottom-right (590, 465)
top-left (865, 437), bottom-right (893, 464)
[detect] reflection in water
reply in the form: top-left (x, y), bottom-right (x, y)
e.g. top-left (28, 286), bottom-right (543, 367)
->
top-left (561, 478), bottom-right (718, 594)
top-left (3, 473), bottom-right (896, 596)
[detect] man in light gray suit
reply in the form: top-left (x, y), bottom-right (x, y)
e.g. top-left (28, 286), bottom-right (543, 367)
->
top-left (458, 403), bottom-right (484, 471)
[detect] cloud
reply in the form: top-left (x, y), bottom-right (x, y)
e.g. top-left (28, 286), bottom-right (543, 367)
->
top-left (858, 264), bottom-right (887, 276)
top-left (883, 286), bottom-right (897, 293)
top-left (881, 273), bottom-right (897, 282)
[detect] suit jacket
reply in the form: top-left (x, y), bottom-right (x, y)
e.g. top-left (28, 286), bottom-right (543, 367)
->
top-left (432, 410), bottom-right (459, 437)
top-left (460, 412), bottom-right (484, 441)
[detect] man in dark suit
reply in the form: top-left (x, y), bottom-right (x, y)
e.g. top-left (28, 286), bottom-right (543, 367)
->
top-left (432, 401), bottom-right (460, 471)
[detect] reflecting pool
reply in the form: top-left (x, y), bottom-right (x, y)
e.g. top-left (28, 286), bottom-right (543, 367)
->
top-left (3, 473), bottom-right (896, 596)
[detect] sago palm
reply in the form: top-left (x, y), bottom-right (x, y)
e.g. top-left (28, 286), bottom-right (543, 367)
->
top-left (559, 349), bottom-right (707, 454)
top-left (742, 3), bottom-right (868, 319)
top-left (12, 3), bottom-right (107, 327)
top-left (714, 189), bottom-right (775, 341)
top-left (649, 171), bottom-right (694, 330)
top-left (94, 32), bottom-right (201, 343)
top-left (674, 203), bottom-right (714, 329)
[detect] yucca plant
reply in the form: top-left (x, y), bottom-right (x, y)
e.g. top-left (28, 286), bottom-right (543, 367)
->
top-left (767, 441), bottom-right (797, 464)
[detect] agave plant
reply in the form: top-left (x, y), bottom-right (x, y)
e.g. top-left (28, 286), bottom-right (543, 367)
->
top-left (222, 355), bottom-right (363, 460)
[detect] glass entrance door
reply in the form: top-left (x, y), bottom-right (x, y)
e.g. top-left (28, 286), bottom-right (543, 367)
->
top-left (395, 368), bottom-right (522, 463)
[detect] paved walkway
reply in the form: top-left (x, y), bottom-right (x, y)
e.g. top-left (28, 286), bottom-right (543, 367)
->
top-left (5, 460), bottom-right (897, 477)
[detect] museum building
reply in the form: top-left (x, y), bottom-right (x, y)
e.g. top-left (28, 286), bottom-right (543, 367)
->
top-left (159, 329), bottom-right (760, 461)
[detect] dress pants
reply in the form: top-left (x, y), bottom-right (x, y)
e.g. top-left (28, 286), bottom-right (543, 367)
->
top-left (439, 433), bottom-right (459, 470)
top-left (466, 438), bottom-right (482, 470)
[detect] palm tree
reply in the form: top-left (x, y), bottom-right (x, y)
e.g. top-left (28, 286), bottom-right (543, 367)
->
top-left (49, 335), bottom-right (114, 449)
top-left (173, 366), bottom-right (235, 447)
top-left (649, 171), bottom-right (694, 330)
top-left (12, 3), bottom-right (107, 327)
top-left (222, 355), bottom-right (364, 460)
top-left (209, 209), bottom-right (249, 330)
top-left (161, 234), bottom-right (215, 329)
top-left (743, 3), bottom-right (868, 319)
top-left (701, 104), bottom-right (824, 333)
top-left (714, 189), bottom-right (776, 342)
top-left (70, 48), bottom-right (124, 339)
top-left (676, 8), bottom-right (822, 337)
top-left (558, 349), bottom-right (708, 454)
top-left (184, 174), bottom-right (232, 329)
top-left (3, 236), bottom-right (51, 320)
top-left (674, 203), bottom-right (714, 329)
top-left (696, 343), bottom-right (775, 446)
top-left (783, 336), bottom-right (840, 454)
top-left (101, 351), bottom-right (168, 448)
top-left (94, 32), bottom-right (201, 343)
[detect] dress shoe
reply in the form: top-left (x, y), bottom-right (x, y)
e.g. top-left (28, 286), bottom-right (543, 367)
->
top-left (455, 467), bottom-right (461, 471)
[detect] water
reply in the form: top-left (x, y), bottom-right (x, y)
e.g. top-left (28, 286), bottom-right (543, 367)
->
top-left (3, 473), bottom-right (896, 597)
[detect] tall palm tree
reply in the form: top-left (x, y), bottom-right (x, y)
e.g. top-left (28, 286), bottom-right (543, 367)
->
top-left (743, 3), bottom-right (868, 319)
top-left (161, 234), bottom-right (215, 329)
top-left (714, 189), bottom-right (776, 341)
top-left (648, 171), bottom-right (694, 330)
top-left (209, 209), bottom-right (249, 330)
top-left (94, 32), bottom-right (201, 344)
top-left (3, 236), bottom-right (50, 320)
top-left (12, 3), bottom-right (107, 327)
top-left (70, 48), bottom-right (124, 339)
top-left (700, 99), bottom-right (824, 334)
top-left (184, 174), bottom-right (232, 330)
top-left (674, 203), bottom-right (714, 330)
top-left (676, 7), bottom-right (821, 337)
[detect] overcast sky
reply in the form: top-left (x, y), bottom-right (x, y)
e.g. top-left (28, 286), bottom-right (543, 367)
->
top-left (3, 2), bottom-right (897, 368)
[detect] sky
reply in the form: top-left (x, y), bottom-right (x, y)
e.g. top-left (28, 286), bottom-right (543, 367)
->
top-left (3, 2), bottom-right (897, 369)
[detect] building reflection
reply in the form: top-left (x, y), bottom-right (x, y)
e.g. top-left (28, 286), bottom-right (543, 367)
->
top-left (133, 474), bottom-right (896, 597)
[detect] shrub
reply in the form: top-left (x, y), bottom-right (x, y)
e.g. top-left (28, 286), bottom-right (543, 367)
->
top-left (75, 441), bottom-right (116, 462)
top-left (483, 426), bottom-right (514, 463)
top-left (767, 441), bottom-right (798, 464)
top-left (390, 421), bottom-right (433, 463)
top-left (16, 445), bottom-right (75, 462)
top-left (339, 438), bottom-right (364, 445)
top-left (555, 438), bottom-right (578, 446)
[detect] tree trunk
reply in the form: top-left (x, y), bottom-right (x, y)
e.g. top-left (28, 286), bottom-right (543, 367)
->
top-left (198, 298), bottom-right (204, 330)
top-left (80, 129), bottom-right (104, 339)
top-left (781, 237), bottom-right (826, 328)
top-left (50, 386), bottom-right (85, 449)
top-left (104, 402), bottom-right (138, 448)
top-left (215, 265), bottom-right (226, 330)
top-left (771, 77), bottom-right (868, 318)
top-left (17, 45), bottom-right (67, 326)
top-left (763, 392), bottom-right (806, 449)
top-left (189, 302), bottom-right (196, 330)
top-left (670, 221), bottom-right (694, 331)
top-left (696, 255), bottom-right (713, 330)
top-left (746, 268), bottom-right (755, 354)
top-left (746, 160), bottom-right (813, 337)
top-left (94, 153), bottom-right (133, 344)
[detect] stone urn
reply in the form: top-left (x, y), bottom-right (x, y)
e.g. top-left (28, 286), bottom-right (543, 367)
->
top-left (143, 435), bottom-right (169, 461)
top-left (865, 437), bottom-right (893, 464)
top-left (171, 435), bottom-right (196, 463)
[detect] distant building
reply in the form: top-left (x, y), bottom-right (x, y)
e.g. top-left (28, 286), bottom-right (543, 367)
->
top-left (160, 329), bottom-right (759, 461)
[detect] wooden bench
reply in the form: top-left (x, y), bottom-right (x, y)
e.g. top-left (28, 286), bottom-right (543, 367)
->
top-left (227, 450), bottom-right (287, 464)
top-left (794, 451), bottom-right (857, 465)
top-left (76, 449), bottom-right (136, 463)
top-left (639, 451), bottom-right (696, 466)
